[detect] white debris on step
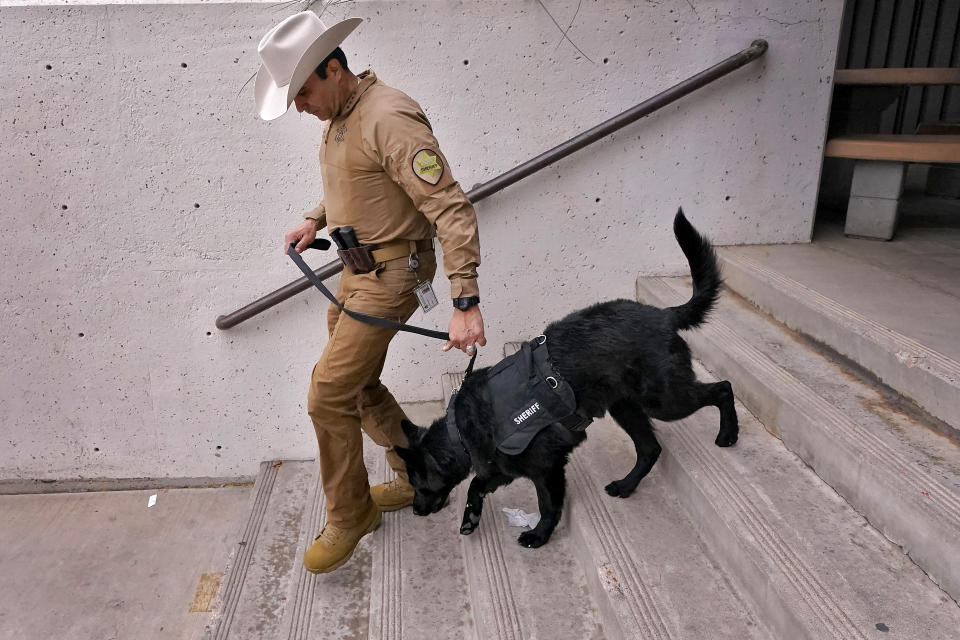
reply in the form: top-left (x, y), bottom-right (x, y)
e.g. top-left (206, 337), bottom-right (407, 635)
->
top-left (502, 507), bottom-right (539, 529)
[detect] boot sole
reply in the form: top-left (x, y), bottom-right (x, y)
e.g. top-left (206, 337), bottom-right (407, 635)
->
top-left (304, 509), bottom-right (382, 574)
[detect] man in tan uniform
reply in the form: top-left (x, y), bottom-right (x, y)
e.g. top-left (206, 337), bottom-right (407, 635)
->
top-left (256, 11), bottom-right (485, 573)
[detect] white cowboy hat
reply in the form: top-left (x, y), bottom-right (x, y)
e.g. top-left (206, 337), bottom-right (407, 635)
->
top-left (254, 12), bottom-right (362, 121)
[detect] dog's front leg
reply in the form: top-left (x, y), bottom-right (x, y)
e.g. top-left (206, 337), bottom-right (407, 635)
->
top-left (460, 474), bottom-right (510, 535)
top-left (518, 467), bottom-right (566, 548)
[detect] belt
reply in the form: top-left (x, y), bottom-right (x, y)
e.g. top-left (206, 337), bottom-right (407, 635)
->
top-left (370, 238), bottom-right (434, 264)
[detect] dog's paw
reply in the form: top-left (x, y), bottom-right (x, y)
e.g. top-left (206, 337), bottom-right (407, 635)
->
top-left (460, 510), bottom-right (480, 535)
top-left (517, 530), bottom-right (550, 548)
top-left (604, 480), bottom-right (634, 498)
top-left (715, 429), bottom-right (738, 447)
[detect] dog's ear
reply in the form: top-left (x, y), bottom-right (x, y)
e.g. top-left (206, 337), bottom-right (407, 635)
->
top-left (394, 445), bottom-right (421, 468)
top-left (400, 419), bottom-right (423, 445)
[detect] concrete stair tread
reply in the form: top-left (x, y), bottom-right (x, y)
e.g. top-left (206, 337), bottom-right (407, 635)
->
top-left (368, 401), bottom-right (474, 640)
top-left (636, 275), bottom-right (960, 604)
top-left (382, 499), bottom-right (474, 639)
top-left (209, 459), bottom-right (321, 640)
top-left (289, 455), bottom-right (373, 640)
top-left (656, 369), bottom-right (960, 638)
top-left (812, 223), bottom-right (960, 297)
top-left (457, 476), bottom-right (606, 640)
top-left (718, 245), bottom-right (960, 359)
top-left (442, 373), bottom-right (608, 639)
top-left (210, 401), bottom-right (604, 639)
top-left (717, 247), bottom-right (960, 431)
top-left (716, 279), bottom-right (960, 487)
top-left (570, 419), bottom-right (770, 640)
top-left (449, 364), bottom-right (769, 640)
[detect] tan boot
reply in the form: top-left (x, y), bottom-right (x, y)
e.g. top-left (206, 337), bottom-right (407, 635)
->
top-left (303, 501), bottom-right (381, 574)
top-left (370, 476), bottom-right (415, 511)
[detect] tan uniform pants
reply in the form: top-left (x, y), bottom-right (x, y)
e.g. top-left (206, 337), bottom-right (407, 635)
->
top-left (307, 253), bottom-right (437, 528)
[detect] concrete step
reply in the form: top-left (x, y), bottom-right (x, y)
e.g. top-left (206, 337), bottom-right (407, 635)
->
top-left (442, 371), bottom-right (606, 640)
top-left (206, 458), bottom-right (364, 640)
top-left (207, 403), bottom-right (473, 640)
top-left (447, 353), bottom-right (769, 640)
top-left (366, 448), bottom-right (475, 640)
top-left (636, 275), bottom-right (960, 605)
top-left (208, 401), bottom-right (603, 639)
top-left (568, 420), bottom-right (769, 640)
top-left (656, 362), bottom-right (960, 639)
top-left (206, 459), bottom-right (312, 639)
top-left (717, 247), bottom-right (960, 433)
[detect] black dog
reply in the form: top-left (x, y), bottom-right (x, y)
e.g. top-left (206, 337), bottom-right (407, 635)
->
top-left (395, 210), bottom-right (738, 548)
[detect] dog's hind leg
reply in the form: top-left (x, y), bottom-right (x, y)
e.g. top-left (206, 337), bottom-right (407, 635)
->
top-left (518, 467), bottom-right (566, 548)
top-left (708, 380), bottom-right (739, 447)
top-left (647, 379), bottom-right (739, 447)
top-left (460, 473), bottom-right (512, 535)
top-left (605, 399), bottom-right (661, 498)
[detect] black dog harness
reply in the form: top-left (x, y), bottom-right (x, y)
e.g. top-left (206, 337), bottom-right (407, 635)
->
top-left (446, 335), bottom-right (592, 456)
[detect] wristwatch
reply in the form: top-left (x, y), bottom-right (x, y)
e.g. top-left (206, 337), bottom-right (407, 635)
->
top-left (452, 296), bottom-right (480, 311)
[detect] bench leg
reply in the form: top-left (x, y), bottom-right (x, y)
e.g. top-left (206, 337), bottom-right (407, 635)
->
top-left (844, 160), bottom-right (906, 240)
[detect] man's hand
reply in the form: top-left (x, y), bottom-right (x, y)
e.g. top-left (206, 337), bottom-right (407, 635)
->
top-left (284, 218), bottom-right (320, 254)
top-left (444, 306), bottom-right (487, 354)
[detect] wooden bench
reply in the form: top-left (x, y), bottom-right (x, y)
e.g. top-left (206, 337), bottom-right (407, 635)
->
top-left (826, 68), bottom-right (960, 240)
top-left (834, 68), bottom-right (960, 86)
top-left (825, 135), bottom-right (960, 163)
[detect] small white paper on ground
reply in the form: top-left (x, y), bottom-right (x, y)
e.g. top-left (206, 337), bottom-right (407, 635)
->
top-left (502, 507), bottom-right (540, 529)
top-left (147, 494), bottom-right (157, 508)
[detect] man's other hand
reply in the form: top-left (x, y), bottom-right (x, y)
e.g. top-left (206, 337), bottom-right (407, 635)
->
top-left (444, 306), bottom-right (487, 355)
top-left (285, 218), bottom-right (320, 254)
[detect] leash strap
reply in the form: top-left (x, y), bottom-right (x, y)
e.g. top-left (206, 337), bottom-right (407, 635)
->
top-left (464, 351), bottom-right (477, 377)
top-left (287, 243), bottom-right (451, 341)
top-left (445, 350), bottom-right (478, 458)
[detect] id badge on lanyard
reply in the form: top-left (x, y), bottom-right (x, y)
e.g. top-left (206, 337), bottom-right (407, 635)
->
top-left (409, 254), bottom-right (439, 313)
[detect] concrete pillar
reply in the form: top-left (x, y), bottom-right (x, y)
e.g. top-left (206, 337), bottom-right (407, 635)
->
top-left (844, 160), bottom-right (906, 240)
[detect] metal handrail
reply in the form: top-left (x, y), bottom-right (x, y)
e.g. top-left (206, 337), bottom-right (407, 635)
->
top-left (216, 39), bottom-right (768, 330)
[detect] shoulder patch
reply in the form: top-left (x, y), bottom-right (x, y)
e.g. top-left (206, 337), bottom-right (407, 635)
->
top-left (412, 149), bottom-right (444, 185)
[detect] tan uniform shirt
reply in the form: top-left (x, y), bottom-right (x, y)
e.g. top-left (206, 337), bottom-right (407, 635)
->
top-left (305, 71), bottom-right (481, 299)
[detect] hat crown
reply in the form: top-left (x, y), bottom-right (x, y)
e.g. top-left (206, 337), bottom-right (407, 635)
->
top-left (258, 11), bottom-right (327, 87)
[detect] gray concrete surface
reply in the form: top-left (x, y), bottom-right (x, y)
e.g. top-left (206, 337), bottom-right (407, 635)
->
top-left (637, 273), bottom-right (960, 604)
top-left (209, 401), bottom-right (605, 640)
top-left (725, 199), bottom-right (960, 362)
top-left (717, 199), bottom-right (960, 431)
top-left (658, 363), bottom-right (960, 639)
top-left (0, 486), bottom-right (252, 640)
top-left (568, 421), bottom-right (769, 640)
top-left (448, 357), bottom-right (768, 640)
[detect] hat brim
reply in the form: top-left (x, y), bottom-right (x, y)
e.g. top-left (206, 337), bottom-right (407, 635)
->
top-left (254, 16), bottom-right (363, 121)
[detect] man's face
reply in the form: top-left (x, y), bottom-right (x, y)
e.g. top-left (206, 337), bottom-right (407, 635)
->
top-left (294, 64), bottom-right (340, 121)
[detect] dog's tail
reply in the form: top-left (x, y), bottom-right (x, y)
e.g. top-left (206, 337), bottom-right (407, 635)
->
top-left (668, 208), bottom-right (722, 330)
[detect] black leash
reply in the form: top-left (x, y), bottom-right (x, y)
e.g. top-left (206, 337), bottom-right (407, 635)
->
top-left (287, 241), bottom-right (451, 341)
top-left (289, 239), bottom-right (478, 452)
top-left (445, 349), bottom-right (478, 458)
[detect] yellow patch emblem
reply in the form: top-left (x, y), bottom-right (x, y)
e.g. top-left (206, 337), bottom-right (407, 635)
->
top-left (412, 149), bottom-right (444, 185)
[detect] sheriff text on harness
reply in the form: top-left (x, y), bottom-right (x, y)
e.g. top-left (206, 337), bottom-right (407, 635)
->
top-left (514, 402), bottom-right (541, 425)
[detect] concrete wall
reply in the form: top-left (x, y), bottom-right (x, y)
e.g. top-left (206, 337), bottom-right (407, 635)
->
top-left (0, 0), bottom-right (843, 481)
